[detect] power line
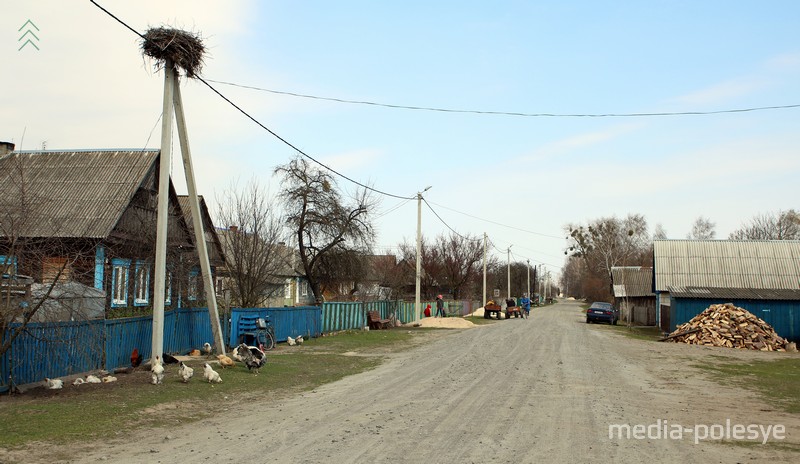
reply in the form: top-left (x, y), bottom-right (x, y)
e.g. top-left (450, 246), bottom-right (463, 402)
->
top-left (427, 201), bottom-right (564, 240)
top-left (205, 78), bottom-right (800, 119)
top-left (89, 0), bottom-right (414, 202)
top-left (422, 198), bottom-right (481, 242)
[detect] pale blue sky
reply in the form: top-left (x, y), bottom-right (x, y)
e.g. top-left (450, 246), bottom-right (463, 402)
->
top-left (2, 1), bottom-right (799, 274)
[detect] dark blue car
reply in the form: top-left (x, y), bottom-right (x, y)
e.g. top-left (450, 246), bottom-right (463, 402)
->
top-left (586, 302), bottom-right (619, 325)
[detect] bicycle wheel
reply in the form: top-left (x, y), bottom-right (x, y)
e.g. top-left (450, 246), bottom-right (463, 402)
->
top-left (262, 330), bottom-right (276, 351)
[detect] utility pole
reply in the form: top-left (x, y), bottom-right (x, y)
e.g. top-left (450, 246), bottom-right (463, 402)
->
top-left (414, 186), bottom-right (431, 323)
top-left (506, 246), bottom-right (512, 300)
top-left (482, 233), bottom-right (487, 305)
top-left (526, 259), bottom-right (530, 298)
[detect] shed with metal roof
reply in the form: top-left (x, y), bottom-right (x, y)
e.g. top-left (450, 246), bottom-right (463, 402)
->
top-left (611, 266), bottom-right (656, 325)
top-left (653, 240), bottom-right (800, 341)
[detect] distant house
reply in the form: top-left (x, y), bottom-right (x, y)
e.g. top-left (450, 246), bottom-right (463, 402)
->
top-left (653, 239), bottom-right (800, 342)
top-left (215, 227), bottom-right (314, 307)
top-left (611, 266), bottom-right (655, 326)
top-left (0, 144), bottom-right (224, 319)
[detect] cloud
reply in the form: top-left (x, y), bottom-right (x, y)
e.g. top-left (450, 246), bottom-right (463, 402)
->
top-left (518, 122), bottom-right (644, 163)
top-left (673, 77), bottom-right (768, 106)
top-left (319, 148), bottom-right (382, 173)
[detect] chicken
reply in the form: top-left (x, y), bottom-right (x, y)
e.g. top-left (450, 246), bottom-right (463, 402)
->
top-left (45, 378), bottom-right (63, 390)
top-left (101, 375), bottom-right (117, 383)
top-left (287, 336), bottom-right (296, 346)
top-left (72, 378), bottom-right (85, 386)
top-left (151, 355), bottom-right (165, 385)
top-left (235, 343), bottom-right (266, 375)
top-left (296, 335), bottom-right (304, 345)
top-left (189, 349), bottom-right (201, 356)
top-left (85, 374), bottom-right (102, 384)
top-left (216, 354), bottom-right (235, 369)
top-left (178, 361), bottom-right (194, 383)
top-left (162, 353), bottom-right (180, 364)
top-left (131, 348), bottom-right (142, 368)
top-left (202, 342), bottom-right (213, 356)
top-left (202, 363), bottom-right (222, 383)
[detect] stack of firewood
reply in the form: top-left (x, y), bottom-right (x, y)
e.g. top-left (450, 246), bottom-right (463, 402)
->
top-left (663, 303), bottom-right (787, 351)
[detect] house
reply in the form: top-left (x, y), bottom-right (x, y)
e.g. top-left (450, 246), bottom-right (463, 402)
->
top-left (215, 227), bottom-right (314, 307)
top-left (0, 143), bottom-right (224, 318)
top-left (653, 239), bottom-right (800, 342)
top-left (611, 266), bottom-right (656, 326)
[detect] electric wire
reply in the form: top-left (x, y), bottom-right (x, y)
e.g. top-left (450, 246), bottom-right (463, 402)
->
top-left (422, 198), bottom-right (482, 243)
top-left (427, 200), bottom-right (564, 240)
top-left (205, 78), bottom-right (800, 119)
top-left (89, 0), bottom-right (414, 202)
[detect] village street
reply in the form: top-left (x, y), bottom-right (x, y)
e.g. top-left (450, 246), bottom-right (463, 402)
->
top-left (67, 299), bottom-right (797, 463)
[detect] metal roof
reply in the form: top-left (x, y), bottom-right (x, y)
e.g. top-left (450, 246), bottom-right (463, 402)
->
top-left (667, 286), bottom-right (800, 301)
top-left (654, 240), bottom-right (800, 292)
top-left (0, 150), bottom-right (159, 238)
top-left (611, 266), bottom-right (654, 297)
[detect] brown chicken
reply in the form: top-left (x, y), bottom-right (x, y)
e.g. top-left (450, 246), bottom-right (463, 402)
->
top-left (130, 348), bottom-right (142, 368)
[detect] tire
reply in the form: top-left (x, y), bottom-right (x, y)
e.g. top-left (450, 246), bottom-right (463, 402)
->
top-left (263, 332), bottom-right (276, 351)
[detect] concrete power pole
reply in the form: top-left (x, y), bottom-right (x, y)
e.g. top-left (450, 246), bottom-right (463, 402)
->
top-left (482, 233), bottom-right (487, 306)
top-left (414, 186), bottom-right (431, 323)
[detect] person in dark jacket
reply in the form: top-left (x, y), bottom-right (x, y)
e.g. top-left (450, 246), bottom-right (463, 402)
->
top-left (435, 295), bottom-right (445, 317)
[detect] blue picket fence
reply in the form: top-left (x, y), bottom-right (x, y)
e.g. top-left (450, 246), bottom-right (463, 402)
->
top-left (0, 299), bottom-right (470, 392)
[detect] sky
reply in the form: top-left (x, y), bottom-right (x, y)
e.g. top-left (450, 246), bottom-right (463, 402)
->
top-left (2, 1), bottom-right (799, 281)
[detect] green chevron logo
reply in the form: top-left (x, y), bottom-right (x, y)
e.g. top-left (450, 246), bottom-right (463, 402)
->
top-left (18, 19), bottom-right (40, 51)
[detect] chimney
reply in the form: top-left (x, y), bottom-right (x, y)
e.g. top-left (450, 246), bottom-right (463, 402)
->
top-left (0, 141), bottom-right (14, 157)
top-left (229, 225), bottom-right (238, 232)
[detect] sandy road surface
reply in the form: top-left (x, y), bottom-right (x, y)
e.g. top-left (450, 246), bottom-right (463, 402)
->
top-left (37, 300), bottom-right (800, 463)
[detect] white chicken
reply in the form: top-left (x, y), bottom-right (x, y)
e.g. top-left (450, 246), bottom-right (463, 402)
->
top-left (287, 336), bottom-right (296, 346)
top-left (151, 355), bottom-right (165, 385)
top-left (202, 363), bottom-right (222, 383)
top-left (85, 374), bottom-right (102, 384)
top-left (178, 361), bottom-right (194, 383)
top-left (234, 343), bottom-right (266, 375)
top-left (296, 335), bottom-right (304, 345)
top-left (202, 342), bottom-right (213, 356)
top-left (101, 375), bottom-right (117, 383)
top-left (45, 378), bottom-right (63, 390)
top-left (72, 378), bottom-right (85, 386)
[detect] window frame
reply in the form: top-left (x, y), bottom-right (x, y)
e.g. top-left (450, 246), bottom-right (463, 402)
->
top-left (133, 260), bottom-right (151, 306)
top-left (111, 258), bottom-right (131, 307)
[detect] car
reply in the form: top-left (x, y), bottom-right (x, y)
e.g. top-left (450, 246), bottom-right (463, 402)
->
top-left (586, 302), bottom-right (619, 325)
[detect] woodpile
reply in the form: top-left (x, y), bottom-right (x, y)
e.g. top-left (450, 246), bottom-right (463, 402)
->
top-left (663, 303), bottom-right (787, 351)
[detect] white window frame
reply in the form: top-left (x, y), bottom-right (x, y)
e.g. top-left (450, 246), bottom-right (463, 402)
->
top-left (165, 271), bottom-right (173, 306)
top-left (188, 267), bottom-right (200, 301)
top-left (133, 260), bottom-right (151, 306)
top-left (111, 258), bottom-right (131, 307)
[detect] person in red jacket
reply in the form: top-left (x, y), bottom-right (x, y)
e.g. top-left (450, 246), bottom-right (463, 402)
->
top-left (424, 304), bottom-right (432, 318)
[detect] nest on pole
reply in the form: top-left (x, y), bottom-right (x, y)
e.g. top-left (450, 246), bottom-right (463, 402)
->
top-left (141, 27), bottom-right (205, 77)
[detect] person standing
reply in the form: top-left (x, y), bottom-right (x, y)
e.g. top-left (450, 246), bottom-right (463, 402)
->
top-left (435, 294), bottom-right (445, 318)
top-left (520, 293), bottom-right (531, 318)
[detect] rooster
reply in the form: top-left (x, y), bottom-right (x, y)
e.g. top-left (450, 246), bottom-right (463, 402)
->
top-left (216, 354), bottom-right (235, 369)
top-left (287, 336), bottom-right (296, 346)
top-left (202, 363), bottom-right (222, 383)
top-left (131, 348), bottom-right (142, 368)
top-left (151, 355), bottom-right (165, 385)
top-left (178, 361), bottom-right (194, 383)
top-left (235, 343), bottom-right (266, 375)
top-left (296, 335), bottom-right (304, 345)
top-left (45, 378), bottom-right (63, 390)
top-left (202, 342), bottom-right (213, 356)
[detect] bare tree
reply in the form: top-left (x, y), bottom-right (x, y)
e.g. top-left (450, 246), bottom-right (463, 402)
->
top-left (215, 179), bottom-right (288, 308)
top-left (729, 209), bottom-right (800, 240)
top-left (653, 223), bottom-right (668, 240)
top-left (430, 232), bottom-right (484, 300)
top-left (276, 158), bottom-right (377, 303)
top-left (566, 214), bottom-right (650, 301)
top-left (687, 216), bottom-right (716, 239)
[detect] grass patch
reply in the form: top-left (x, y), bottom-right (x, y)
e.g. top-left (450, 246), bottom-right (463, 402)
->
top-left (607, 325), bottom-right (663, 342)
top-left (464, 315), bottom-right (497, 325)
top-left (0, 328), bottom-right (426, 448)
top-left (693, 358), bottom-right (800, 414)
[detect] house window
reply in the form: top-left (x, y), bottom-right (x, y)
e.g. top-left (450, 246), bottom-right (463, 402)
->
top-left (0, 255), bottom-right (17, 275)
top-left (284, 278), bottom-right (292, 299)
top-left (111, 258), bottom-right (131, 307)
top-left (42, 257), bottom-right (71, 283)
top-left (133, 260), bottom-right (151, 306)
top-left (165, 271), bottom-right (173, 306)
top-left (300, 280), bottom-right (309, 297)
top-left (188, 267), bottom-right (199, 301)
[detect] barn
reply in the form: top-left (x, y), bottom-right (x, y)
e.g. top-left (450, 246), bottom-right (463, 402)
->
top-left (653, 240), bottom-right (800, 342)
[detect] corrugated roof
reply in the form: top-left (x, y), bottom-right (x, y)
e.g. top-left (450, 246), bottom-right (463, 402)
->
top-left (654, 240), bottom-right (800, 292)
top-left (668, 286), bottom-right (800, 301)
top-left (611, 266), bottom-right (653, 297)
top-left (0, 150), bottom-right (159, 238)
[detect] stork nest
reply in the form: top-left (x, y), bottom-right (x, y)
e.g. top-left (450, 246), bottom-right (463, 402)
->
top-left (141, 27), bottom-right (205, 77)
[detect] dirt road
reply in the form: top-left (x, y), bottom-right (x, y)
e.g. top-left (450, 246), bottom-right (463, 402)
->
top-left (69, 300), bottom-right (797, 463)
